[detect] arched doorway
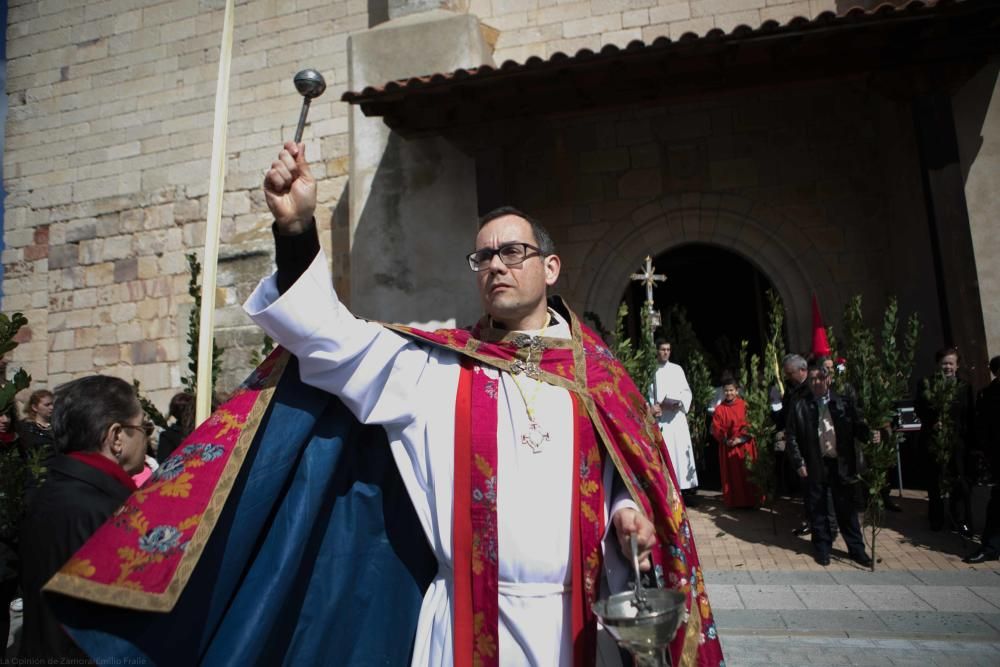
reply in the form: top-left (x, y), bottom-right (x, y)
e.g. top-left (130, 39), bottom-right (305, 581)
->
top-left (622, 243), bottom-right (780, 380)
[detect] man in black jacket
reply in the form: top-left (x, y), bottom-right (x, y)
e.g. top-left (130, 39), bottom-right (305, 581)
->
top-left (786, 363), bottom-right (875, 567)
top-left (965, 356), bottom-right (1000, 563)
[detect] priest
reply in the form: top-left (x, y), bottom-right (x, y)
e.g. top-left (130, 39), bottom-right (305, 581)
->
top-left (43, 142), bottom-right (722, 667)
top-left (652, 340), bottom-right (699, 502)
top-left (248, 142), bottom-right (720, 665)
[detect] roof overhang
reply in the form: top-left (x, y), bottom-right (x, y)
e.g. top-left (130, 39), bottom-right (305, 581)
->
top-left (342, 0), bottom-right (1000, 137)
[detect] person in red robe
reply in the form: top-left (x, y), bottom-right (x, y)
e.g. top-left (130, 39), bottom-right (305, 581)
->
top-left (711, 376), bottom-right (760, 508)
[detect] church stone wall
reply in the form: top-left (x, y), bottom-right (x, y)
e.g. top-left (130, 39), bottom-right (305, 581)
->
top-left (472, 0), bottom-right (839, 65)
top-left (3, 0), bottom-right (364, 408)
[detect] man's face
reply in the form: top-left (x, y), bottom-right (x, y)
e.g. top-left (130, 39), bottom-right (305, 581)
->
top-left (808, 370), bottom-right (830, 397)
top-left (939, 354), bottom-right (958, 377)
top-left (657, 343), bottom-right (671, 363)
top-left (474, 215), bottom-right (559, 326)
top-left (784, 363), bottom-right (807, 386)
top-left (822, 359), bottom-right (834, 376)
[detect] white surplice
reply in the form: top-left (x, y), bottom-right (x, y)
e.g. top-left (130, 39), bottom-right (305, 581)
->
top-left (245, 252), bottom-right (634, 667)
top-left (653, 362), bottom-right (698, 490)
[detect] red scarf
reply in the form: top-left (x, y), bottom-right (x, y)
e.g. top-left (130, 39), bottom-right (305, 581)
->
top-left (68, 451), bottom-right (138, 492)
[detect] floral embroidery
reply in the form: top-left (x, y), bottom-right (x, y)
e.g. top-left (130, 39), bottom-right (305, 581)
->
top-left (139, 525), bottom-right (183, 554)
top-left (182, 443), bottom-right (225, 462)
top-left (155, 455), bottom-right (187, 481)
top-left (61, 557), bottom-right (96, 578)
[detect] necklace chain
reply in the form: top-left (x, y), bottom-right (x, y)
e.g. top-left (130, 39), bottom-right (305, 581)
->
top-left (509, 312), bottom-right (552, 453)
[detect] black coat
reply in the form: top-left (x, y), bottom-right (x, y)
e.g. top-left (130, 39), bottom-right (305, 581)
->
top-left (19, 455), bottom-right (132, 660)
top-left (977, 379), bottom-right (1000, 477)
top-left (156, 423), bottom-right (186, 464)
top-left (786, 390), bottom-right (870, 485)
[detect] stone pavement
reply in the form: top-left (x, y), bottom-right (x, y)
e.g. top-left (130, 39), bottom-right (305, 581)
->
top-left (690, 489), bottom-right (1000, 665)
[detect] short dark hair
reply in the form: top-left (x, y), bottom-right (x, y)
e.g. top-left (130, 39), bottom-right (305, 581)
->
top-left (720, 374), bottom-right (738, 388)
top-left (168, 391), bottom-right (196, 435)
top-left (935, 347), bottom-right (960, 363)
top-left (807, 362), bottom-right (830, 379)
top-left (53, 376), bottom-right (141, 454)
top-left (478, 206), bottom-right (556, 256)
top-left (990, 355), bottom-right (1000, 377)
top-left (655, 339), bottom-right (671, 348)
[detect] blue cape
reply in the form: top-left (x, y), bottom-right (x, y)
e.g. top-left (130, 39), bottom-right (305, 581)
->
top-left (49, 357), bottom-right (437, 665)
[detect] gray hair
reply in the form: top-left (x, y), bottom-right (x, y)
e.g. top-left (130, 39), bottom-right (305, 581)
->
top-left (781, 354), bottom-right (807, 372)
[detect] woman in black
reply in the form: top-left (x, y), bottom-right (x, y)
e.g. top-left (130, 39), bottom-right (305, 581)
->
top-left (0, 403), bottom-right (21, 656)
top-left (17, 389), bottom-right (55, 464)
top-left (18, 376), bottom-right (149, 660)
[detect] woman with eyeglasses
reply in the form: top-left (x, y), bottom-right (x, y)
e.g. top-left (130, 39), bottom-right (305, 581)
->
top-left (18, 376), bottom-right (147, 660)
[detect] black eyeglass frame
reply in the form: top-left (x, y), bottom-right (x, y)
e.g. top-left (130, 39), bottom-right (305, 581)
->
top-left (121, 423), bottom-right (155, 438)
top-left (466, 242), bottom-right (544, 272)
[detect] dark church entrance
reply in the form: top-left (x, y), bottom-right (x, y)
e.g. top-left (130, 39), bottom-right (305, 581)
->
top-left (622, 243), bottom-right (781, 492)
top-left (622, 243), bottom-right (779, 380)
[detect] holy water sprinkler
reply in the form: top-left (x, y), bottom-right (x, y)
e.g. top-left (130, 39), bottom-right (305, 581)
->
top-left (292, 69), bottom-right (327, 143)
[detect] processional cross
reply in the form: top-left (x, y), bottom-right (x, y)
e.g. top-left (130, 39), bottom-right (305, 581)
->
top-left (630, 255), bottom-right (667, 332)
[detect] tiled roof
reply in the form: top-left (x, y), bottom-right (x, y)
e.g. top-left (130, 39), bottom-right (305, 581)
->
top-left (342, 0), bottom-right (973, 105)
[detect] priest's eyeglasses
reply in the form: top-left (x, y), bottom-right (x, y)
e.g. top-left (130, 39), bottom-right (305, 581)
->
top-left (121, 422), bottom-right (155, 438)
top-left (467, 242), bottom-right (542, 271)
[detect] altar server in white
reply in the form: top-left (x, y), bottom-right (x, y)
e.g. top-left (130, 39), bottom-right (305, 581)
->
top-left (652, 340), bottom-right (698, 492)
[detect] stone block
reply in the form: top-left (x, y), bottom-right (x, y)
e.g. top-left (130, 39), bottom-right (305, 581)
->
top-left (114, 258), bottom-right (138, 283)
top-left (84, 262), bottom-right (115, 287)
top-left (78, 239), bottom-right (104, 265)
top-left (130, 341), bottom-right (160, 365)
top-left (668, 16), bottom-right (715, 39)
top-left (74, 327), bottom-right (100, 350)
top-left (111, 302), bottom-right (138, 324)
top-left (563, 14), bottom-right (622, 39)
top-left (93, 344), bottom-right (122, 366)
top-left (64, 219), bottom-right (98, 243)
top-left (579, 148), bottom-right (630, 174)
top-left (618, 168), bottom-right (662, 198)
top-left (116, 322), bottom-right (143, 343)
top-left (173, 198), bottom-right (200, 223)
top-left (50, 330), bottom-right (74, 352)
top-left (649, 2), bottom-right (691, 24)
top-left (133, 362), bottom-right (170, 391)
top-left (143, 204), bottom-right (175, 230)
top-left (690, 0), bottom-right (766, 19)
top-left (48, 244), bottom-right (79, 269)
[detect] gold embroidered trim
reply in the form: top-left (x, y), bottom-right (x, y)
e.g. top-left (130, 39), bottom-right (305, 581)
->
top-left (44, 353), bottom-right (290, 612)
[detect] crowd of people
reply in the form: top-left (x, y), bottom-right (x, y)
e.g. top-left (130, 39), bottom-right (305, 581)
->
top-left (650, 341), bottom-right (1000, 567)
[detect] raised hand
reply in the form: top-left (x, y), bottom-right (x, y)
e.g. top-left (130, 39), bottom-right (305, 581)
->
top-left (263, 141), bottom-right (316, 235)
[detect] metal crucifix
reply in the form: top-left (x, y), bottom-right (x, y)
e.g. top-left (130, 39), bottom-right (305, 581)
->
top-left (630, 255), bottom-right (666, 333)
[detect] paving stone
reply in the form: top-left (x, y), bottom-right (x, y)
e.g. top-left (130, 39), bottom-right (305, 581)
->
top-left (779, 609), bottom-right (887, 633)
top-left (735, 584), bottom-right (804, 610)
top-left (830, 571), bottom-right (924, 587)
top-left (713, 609), bottom-right (786, 630)
top-left (912, 571), bottom-right (1000, 587)
top-left (849, 585), bottom-right (934, 611)
top-left (977, 613), bottom-right (1000, 633)
top-left (910, 586), bottom-right (1000, 613)
top-left (792, 584), bottom-right (868, 610)
top-left (704, 570), bottom-right (754, 585)
top-left (875, 611), bottom-right (999, 637)
top-left (970, 586), bottom-right (1000, 609)
top-left (705, 583), bottom-right (743, 609)
top-left (750, 570), bottom-right (837, 585)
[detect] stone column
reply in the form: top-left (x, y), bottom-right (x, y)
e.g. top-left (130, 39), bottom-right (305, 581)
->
top-left (347, 4), bottom-right (495, 327)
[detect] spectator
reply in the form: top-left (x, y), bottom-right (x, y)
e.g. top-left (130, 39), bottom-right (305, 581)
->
top-left (19, 376), bottom-right (147, 660)
top-left (915, 347), bottom-right (975, 533)
top-left (0, 403), bottom-right (20, 649)
top-left (786, 363), bottom-right (873, 567)
top-left (964, 356), bottom-right (1000, 563)
top-left (17, 389), bottom-right (55, 465)
top-left (711, 375), bottom-right (759, 508)
top-left (156, 392), bottom-right (195, 464)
